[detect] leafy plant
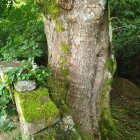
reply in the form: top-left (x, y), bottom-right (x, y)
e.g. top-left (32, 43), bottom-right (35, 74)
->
top-left (0, 87), bottom-right (12, 130)
top-left (6, 59), bottom-right (51, 86)
top-left (3, 120), bottom-right (15, 132)
top-left (14, 135), bottom-right (22, 140)
top-left (0, 0), bottom-right (15, 17)
top-left (0, 0), bottom-right (47, 62)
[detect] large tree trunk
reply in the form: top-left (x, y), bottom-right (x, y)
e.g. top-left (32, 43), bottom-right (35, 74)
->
top-left (39, 0), bottom-right (116, 139)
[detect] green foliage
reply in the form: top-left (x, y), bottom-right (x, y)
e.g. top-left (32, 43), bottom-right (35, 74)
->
top-left (14, 135), bottom-right (22, 140)
top-left (109, 0), bottom-right (140, 81)
top-left (0, 0), bottom-right (49, 132)
top-left (0, 0), bottom-right (48, 127)
top-left (0, 0), bottom-right (15, 17)
top-left (2, 120), bottom-right (15, 132)
top-left (15, 135), bottom-right (31, 140)
top-left (0, 0), bottom-right (47, 61)
top-left (0, 87), bottom-right (11, 130)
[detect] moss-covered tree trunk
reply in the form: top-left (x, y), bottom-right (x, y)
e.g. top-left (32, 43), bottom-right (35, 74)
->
top-left (38, 0), bottom-right (116, 139)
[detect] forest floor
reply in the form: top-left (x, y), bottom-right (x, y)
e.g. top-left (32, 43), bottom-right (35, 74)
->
top-left (111, 78), bottom-right (140, 140)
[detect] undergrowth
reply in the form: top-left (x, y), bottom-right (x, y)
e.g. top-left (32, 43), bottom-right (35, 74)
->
top-left (110, 78), bottom-right (140, 140)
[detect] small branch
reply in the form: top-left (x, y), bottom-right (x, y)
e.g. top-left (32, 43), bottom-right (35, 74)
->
top-left (113, 26), bottom-right (126, 31)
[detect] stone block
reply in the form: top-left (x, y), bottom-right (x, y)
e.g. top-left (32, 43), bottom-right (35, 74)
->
top-left (14, 80), bottom-right (36, 92)
top-left (62, 115), bottom-right (74, 131)
top-left (0, 61), bottom-right (20, 73)
top-left (14, 88), bottom-right (60, 135)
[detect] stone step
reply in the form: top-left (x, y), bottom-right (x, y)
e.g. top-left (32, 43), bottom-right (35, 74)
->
top-left (14, 87), bottom-right (60, 136)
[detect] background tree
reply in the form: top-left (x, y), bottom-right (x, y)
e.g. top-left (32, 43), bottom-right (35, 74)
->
top-left (110, 0), bottom-right (140, 83)
top-left (37, 0), bottom-right (116, 139)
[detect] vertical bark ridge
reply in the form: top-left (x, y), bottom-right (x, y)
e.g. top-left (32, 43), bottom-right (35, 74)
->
top-left (89, 6), bottom-right (109, 139)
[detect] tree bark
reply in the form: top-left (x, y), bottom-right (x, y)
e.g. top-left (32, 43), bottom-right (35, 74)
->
top-left (40, 0), bottom-right (116, 139)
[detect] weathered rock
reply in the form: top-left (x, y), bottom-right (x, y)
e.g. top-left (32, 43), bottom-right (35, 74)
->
top-left (14, 80), bottom-right (36, 92)
top-left (62, 115), bottom-right (74, 131)
top-left (14, 88), bottom-right (60, 135)
top-left (111, 78), bottom-right (140, 99)
top-left (0, 61), bottom-right (20, 73)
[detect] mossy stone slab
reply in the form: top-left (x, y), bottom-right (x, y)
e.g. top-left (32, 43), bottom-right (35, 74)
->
top-left (14, 87), bottom-right (60, 135)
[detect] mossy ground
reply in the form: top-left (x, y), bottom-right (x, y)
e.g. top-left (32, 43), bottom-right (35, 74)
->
top-left (110, 78), bottom-right (140, 140)
top-left (15, 87), bottom-right (60, 123)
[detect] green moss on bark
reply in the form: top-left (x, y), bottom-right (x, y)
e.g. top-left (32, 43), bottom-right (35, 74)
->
top-left (36, 0), bottom-right (59, 18)
top-left (75, 125), bottom-right (93, 140)
top-left (106, 55), bottom-right (117, 75)
top-left (99, 55), bottom-right (118, 140)
top-left (61, 43), bottom-right (70, 53)
top-left (15, 87), bottom-right (60, 123)
top-left (99, 79), bottom-right (118, 140)
top-left (59, 42), bottom-right (71, 77)
top-left (46, 43), bottom-right (71, 115)
top-left (36, 0), bottom-right (64, 32)
top-left (59, 57), bottom-right (69, 77)
top-left (47, 76), bottom-right (70, 115)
